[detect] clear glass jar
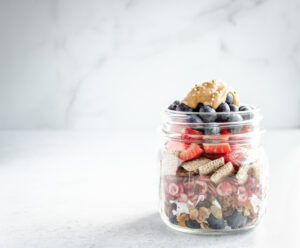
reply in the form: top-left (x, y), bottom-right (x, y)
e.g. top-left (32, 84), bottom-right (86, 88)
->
top-left (159, 106), bottom-right (268, 234)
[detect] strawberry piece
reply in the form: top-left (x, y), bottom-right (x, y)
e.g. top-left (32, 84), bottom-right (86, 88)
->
top-left (204, 153), bottom-right (224, 160)
top-left (241, 125), bottom-right (253, 133)
top-left (187, 191), bottom-right (195, 198)
top-left (168, 182), bottom-right (180, 196)
top-left (195, 181), bottom-right (208, 194)
top-left (221, 128), bottom-right (231, 135)
top-left (182, 128), bottom-right (203, 135)
top-left (237, 186), bottom-right (248, 202)
top-left (181, 128), bottom-right (203, 142)
top-left (216, 181), bottom-right (233, 197)
top-left (178, 183), bottom-right (184, 194)
top-left (178, 143), bottom-right (204, 161)
top-left (203, 143), bottom-right (232, 154)
top-left (170, 124), bottom-right (184, 134)
top-left (165, 141), bottom-right (189, 151)
top-left (207, 181), bottom-right (217, 195)
top-left (224, 149), bottom-right (246, 169)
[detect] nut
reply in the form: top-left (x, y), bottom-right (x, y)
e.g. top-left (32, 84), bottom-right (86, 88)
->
top-left (210, 205), bottom-right (222, 219)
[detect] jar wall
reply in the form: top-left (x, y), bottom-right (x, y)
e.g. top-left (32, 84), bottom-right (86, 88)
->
top-left (159, 109), bottom-right (268, 234)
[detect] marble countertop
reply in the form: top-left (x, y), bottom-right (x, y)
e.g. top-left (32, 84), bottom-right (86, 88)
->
top-left (0, 129), bottom-right (299, 248)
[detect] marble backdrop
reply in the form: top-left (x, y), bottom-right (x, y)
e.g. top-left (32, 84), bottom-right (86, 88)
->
top-left (0, 0), bottom-right (299, 130)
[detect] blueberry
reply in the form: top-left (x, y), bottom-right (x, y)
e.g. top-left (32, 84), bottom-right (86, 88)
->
top-left (168, 104), bottom-right (177, 110)
top-left (195, 103), bottom-right (204, 112)
top-left (239, 105), bottom-right (254, 120)
top-left (187, 115), bottom-right (203, 124)
top-left (229, 104), bottom-right (239, 112)
top-left (186, 219), bottom-right (201, 229)
top-left (204, 126), bottom-right (220, 135)
top-left (239, 105), bottom-right (249, 111)
top-left (226, 93), bottom-right (234, 104)
top-left (207, 214), bottom-right (225, 229)
top-left (168, 214), bottom-right (178, 225)
top-left (168, 100), bottom-right (180, 110)
top-left (176, 103), bottom-right (194, 112)
top-left (216, 102), bottom-right (230, 122)
top-left (227, 114), bottom-right (243, 134)
top-left (226, 210), bottom-right (248, 229)
top-left (187, 114), bottom-right (204, 130)
top-left (199, 106), bottom-right (217, 123)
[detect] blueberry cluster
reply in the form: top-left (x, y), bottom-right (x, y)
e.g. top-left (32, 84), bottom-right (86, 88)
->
top-left (168, 93), bottom-right (253, 135)
top-left (168, 211), bottom-right (248, 230)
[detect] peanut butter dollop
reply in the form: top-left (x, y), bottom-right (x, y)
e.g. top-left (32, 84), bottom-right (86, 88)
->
top-left (182, 79), bottom-right (239, 109)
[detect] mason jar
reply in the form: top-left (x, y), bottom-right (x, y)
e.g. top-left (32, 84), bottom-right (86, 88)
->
top-left (159, 106), bottom-right (268, 234)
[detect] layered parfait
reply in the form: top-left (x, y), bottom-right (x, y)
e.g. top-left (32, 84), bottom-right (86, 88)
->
top-left (160, 80), bottom-right (266, 233)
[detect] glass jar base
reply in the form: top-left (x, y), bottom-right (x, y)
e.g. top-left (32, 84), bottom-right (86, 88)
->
top-left (160, 211), bottom-right (258, 235)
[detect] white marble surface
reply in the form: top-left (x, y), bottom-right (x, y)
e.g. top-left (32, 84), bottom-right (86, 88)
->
top-left (0, 0), bottom-right (300, 130)
top-left (0, 129), bottom-right (300, 248)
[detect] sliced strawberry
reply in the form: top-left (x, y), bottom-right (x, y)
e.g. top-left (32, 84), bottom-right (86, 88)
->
top-left (204, 153), bottom-right (224, 160)
top-left (195, 181), bottom-right (208, 194)
top-left (187, 191), bottom-right (195, 198)
top-left (165, 141), bottom-right (189, 151)
top-left (224, 149), bottom-right (246, 169)
top-left (182, 128), bottom-right (202, 135)
top-left (181, 128), bottom-right (203, 141)
top-left (241, 125), bottom-right (253, 133)
top-left (183, 181), bottom-right (194, 192)
top-left (207, 181), bottom-right (217, 195)
top-left (168, 183), bottom-right (180, 196)
top-left (216, 181), bottom-right (233, 197)
top-left (178, 143), bottom-right (204, 161)
top-left (170, 124), bottom-right (184, 134)
top-left (203, 143), bottom-right (232, 154)
top-left (221, 128), bottom-right (231, 135)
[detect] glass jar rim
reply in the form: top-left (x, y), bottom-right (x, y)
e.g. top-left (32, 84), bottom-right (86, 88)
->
top-left (160, 104), bottom-right (263, 144)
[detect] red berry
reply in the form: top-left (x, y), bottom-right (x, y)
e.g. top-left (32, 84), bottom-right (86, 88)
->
top-left (203, 143), bottom-right (232, 154)
top-left (178, 143), bottom-right (204, 161)
top-left (207, 182), bottom-right (217, 195)
top-left (178, 183), bottom-right (184, 194)
top-left (216, 181), bottom-right (233, 196)
top-left (195, 181), bottom-right (208, 194)
top-left (165, 141), bottom-right (189, 151)
top-left (168, 183), bottom-right (180, 196)
top-left (224, 150), bottom-right (246, 169)
top-left (181, 128), bottom-right (203, 142)
top-left (221, 128), bottom-right (231, 135)
top-left (204, 153), bottom-right (224, 160)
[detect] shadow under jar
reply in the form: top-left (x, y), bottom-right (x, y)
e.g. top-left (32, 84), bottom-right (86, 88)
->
top-left (159, 106), bottom-right (268, 234)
